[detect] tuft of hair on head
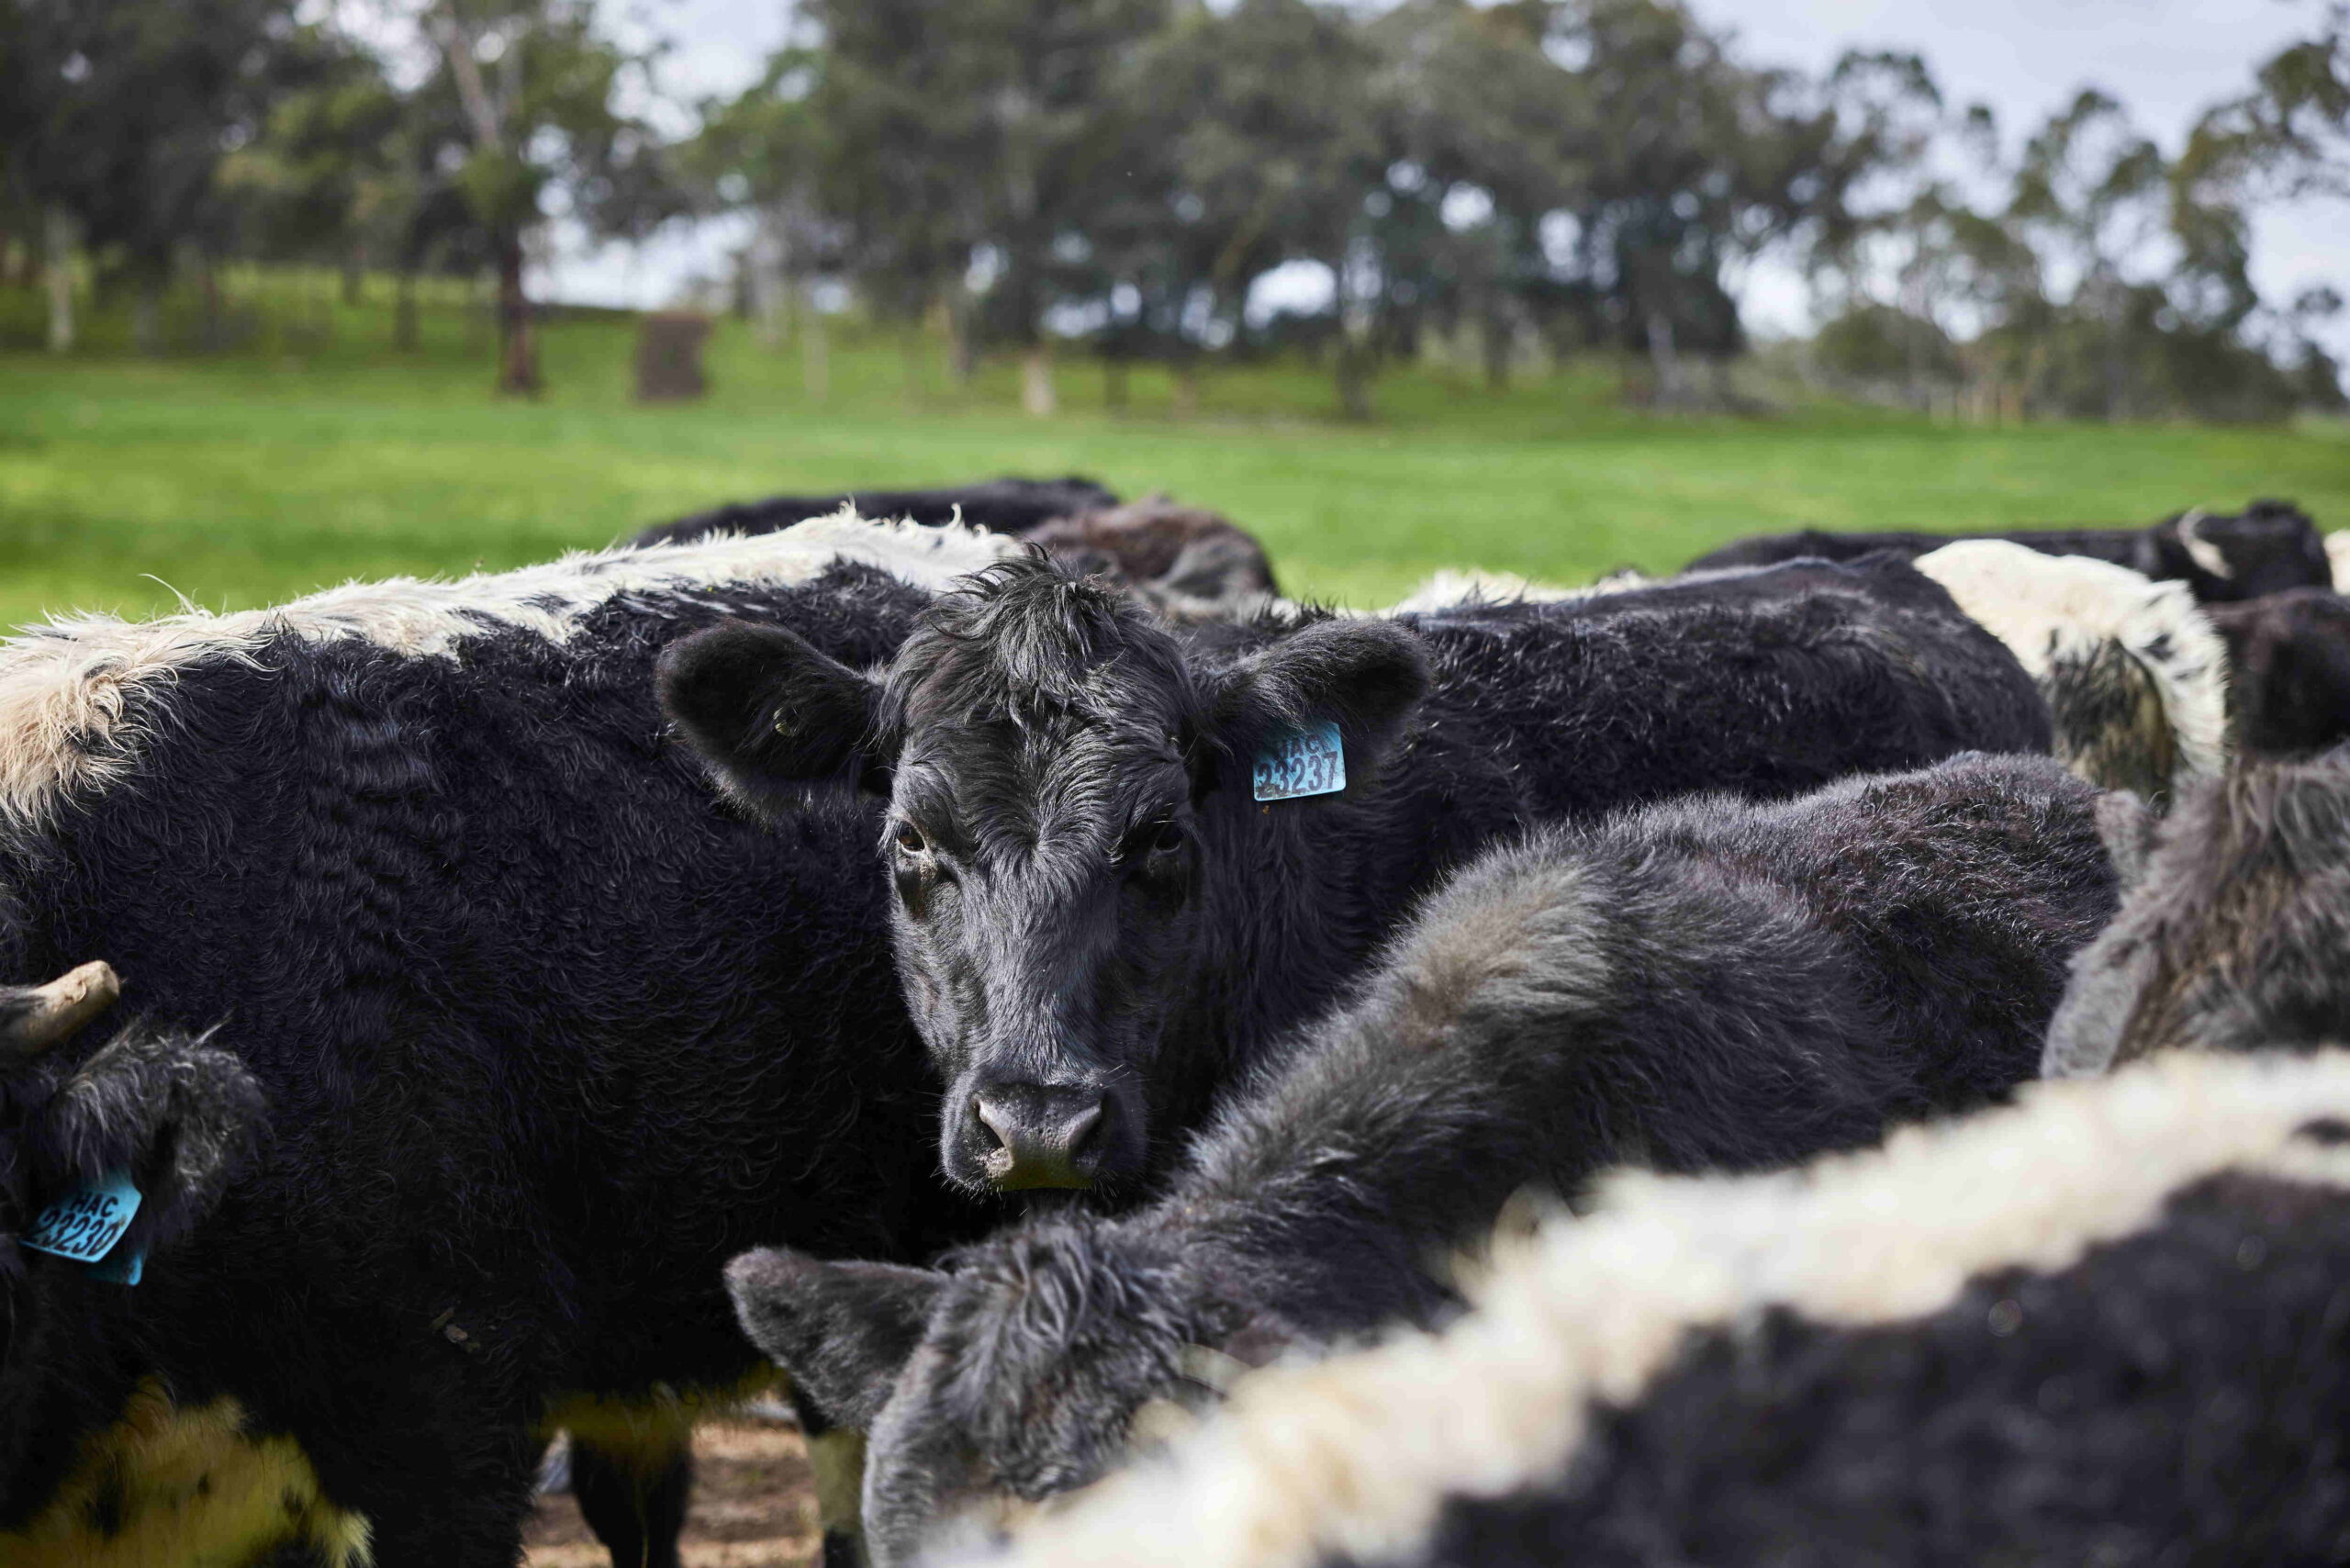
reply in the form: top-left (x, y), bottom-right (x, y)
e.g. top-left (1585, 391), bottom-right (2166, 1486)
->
top-left (887, 553), bottom-right (1192, 733)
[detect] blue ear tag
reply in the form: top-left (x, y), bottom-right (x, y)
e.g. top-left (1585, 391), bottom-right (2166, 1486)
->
top-left (1252, 720), bottom-right (1348, 802)
top-left (22, 1170), bottom-right (143, 1283)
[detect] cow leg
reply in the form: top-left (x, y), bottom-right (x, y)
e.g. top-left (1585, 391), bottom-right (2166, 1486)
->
top-left (571, 1431), bottom-right (692, 1568)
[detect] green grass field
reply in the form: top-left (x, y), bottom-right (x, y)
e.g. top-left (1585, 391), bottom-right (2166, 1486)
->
top-left (4, 289), bottom-right (2345, 630)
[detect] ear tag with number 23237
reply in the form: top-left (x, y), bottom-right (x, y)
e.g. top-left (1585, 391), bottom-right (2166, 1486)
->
top-left (21, 1170), bottom-right (144, 1284)
top-left (1253, 721), bottom-right (1347, 802)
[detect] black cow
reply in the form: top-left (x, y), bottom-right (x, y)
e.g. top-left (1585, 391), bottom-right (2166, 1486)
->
top-left (660, 552), bottom-right (2051, 1197)
top-left (2206, 588), bottom-right (2350, 759)
top-left (0, 522), bottom-right (1009, 1565)
top-left (632, 476), bottom-right (1118, 547)
top-left (953, 1048), bottom-right (2350, 1568)
top-left (2043, 746), bottom-right (2350, 1078)
top-left (721, 753), bottom-right (2122, 1564)
top-left (1682, 499), bottom-right (2330, 604)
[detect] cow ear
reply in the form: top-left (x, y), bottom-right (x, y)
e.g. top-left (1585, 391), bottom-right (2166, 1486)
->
top-left (725, 1249), bottom-right (945, 1430)
top-left (659, 622), bottom-right (888, 812)
top-left (1207, 620), bottom-right (1428, 784)
top-left (2095, 790), bottom-right (2162, 891)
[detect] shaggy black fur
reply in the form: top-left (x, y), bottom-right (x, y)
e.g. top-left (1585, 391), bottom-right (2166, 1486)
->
top-left (2043, 747), bottom-right (2350, 1076)
top-left (664, 552), bottom-right (2052, 1196)
top-left (0, 1016), bottom-right (269, 1518)
top-left (2207, 588), bottom-right (2350, 759)
top-left (1682, 498), bottom-right (2331, 604)
top-left (1356, 1167), bottom-right (2350, 1568)
top-left (0, 561), bottom-right (994, 1564)
top-left (631, 477), bottom-right (1118, 547)
top-left (724, 754), bottom-right (2121, 1565)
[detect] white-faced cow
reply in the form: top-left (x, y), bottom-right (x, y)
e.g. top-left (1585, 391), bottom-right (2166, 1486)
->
top-left (1682, 499), bottom-right (2332, 605)
top-left (1910, 540), bottom-right (2231, 801)
top-left (661, 551), bottom-right (2052, 1200)
top-left (0, 516), bottom-right (1016, 1567)
top-left (720, 753), bottom-right (2125, 1565)
top-left (952, 1047), bottom-right (2350, 1568)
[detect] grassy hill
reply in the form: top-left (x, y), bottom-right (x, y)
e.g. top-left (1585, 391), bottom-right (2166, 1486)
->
top-left (4, 289), bottom-right (2344, 629)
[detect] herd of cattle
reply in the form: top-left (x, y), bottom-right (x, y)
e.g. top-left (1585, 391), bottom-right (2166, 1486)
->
top-left (0, 476), bottom-right (2347, 1568)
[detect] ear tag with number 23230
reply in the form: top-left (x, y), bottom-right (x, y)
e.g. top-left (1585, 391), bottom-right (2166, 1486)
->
top-left (1253, 721), bottom-right (1347, 802)
top-left (21, 1170), bottom-right (144, 1284)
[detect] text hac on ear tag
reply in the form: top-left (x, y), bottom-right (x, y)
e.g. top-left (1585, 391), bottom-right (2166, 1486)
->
top-left (1253, 721), bottom-right (1347, 802)
top-left (22, 1170), bottom-right (141, 1267)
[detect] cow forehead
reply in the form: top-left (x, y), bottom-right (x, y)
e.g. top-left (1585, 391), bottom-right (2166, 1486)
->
top-left (902, 716), bottom-right (1185, 846)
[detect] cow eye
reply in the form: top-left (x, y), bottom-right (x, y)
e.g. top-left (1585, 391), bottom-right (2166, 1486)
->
top-left (1144, 821), bottom-right (1185, 857)
top-left (892, 821), bottom-right (928, 857)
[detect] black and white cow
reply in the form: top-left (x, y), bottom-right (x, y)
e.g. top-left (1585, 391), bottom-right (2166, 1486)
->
top-left (632, 476), bottom-right (1119, 548)
top-left (720, 753), bottom-right (2124, 1565)
top-left (2043, 745), bottom-right (2350, 1078)
top-left (1909, 540), bottom-right (2231, 801)
top-left (2205, 588), bottom-right (2350, 760)
top-left (959, 1047), bottom-right (2350, 1568)
top-left (1682, 499), bottom-right (2332, 604)
top-left (0, 517), bottom-right (1013, 1566)
top-left (660, 551), bottom-right (2053, 1197)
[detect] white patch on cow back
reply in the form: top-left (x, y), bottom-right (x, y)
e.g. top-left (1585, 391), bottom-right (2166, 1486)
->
top-left (2328, 531), bottom-right (2350, 594)
top-left (0, 1379), bottom-right (372, 1567)
top-left (1382, 567), bottom-right (1643, 616)
top-left (0, 511), bottom-right (1016, 834)
top-left (2176, 509), bottom-right (2234, 581)
top-left (1915, 539), bottom-right (2232, 796)
top-left (972, 1048), bottom-right (2350, 1568)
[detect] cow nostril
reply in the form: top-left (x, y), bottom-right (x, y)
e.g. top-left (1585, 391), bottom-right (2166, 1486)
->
top-left (973, 1096), bottom-right (1011, 1153)
top-left (1063, 1103), bottom-right (1105, 1164)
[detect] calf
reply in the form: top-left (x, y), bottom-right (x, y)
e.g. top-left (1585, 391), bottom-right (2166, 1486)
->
top-left (968, 1047), bottom-right (2350, 1568)
top-left (1017, 498), bottom-right (1280, 621)
top-left (1683, 498), bottom-right (2331, 604)
top-left (0, 516), bottom-right (1011, 1565)
top-left (632, 476), bottom-right (1117, 547)
top-left (1911, 540), bottom-right (2230, 801)
top-left (661, 552), bottom-right (2051, 1198)
top-left (2043, 747), bottom-right (2350, 1078)
top-left (3, 964), bottom-right (272, 1541)
top-left (2205, 588), bottom-right (2350, 758)
top-left (722, 753), bottom-right (2121, 1565)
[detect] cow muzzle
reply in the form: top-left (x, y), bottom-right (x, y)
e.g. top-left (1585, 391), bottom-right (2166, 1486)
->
top-left (967, 1081), bottom-right (1113, 1191)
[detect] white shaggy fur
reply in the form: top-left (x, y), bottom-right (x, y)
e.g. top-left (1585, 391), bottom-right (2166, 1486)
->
top-left (2329, 531), bottom-right (2350, 594)
top-left (0, 511), bottom-right (1017, 834)
top-left (971, 1048), bottom-right (2350, 1568)
top-left (1382, 567), bottom-right (1648, 616)
top-left (1914, 539), bottom-right (2231, 795)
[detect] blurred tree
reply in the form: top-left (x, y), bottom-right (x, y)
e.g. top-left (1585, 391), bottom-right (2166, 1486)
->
top-left (417, 0), bottom-right (677, 393)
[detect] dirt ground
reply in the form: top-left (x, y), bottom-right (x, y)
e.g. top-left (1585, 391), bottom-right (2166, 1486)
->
top-left (523, 1417), bottom-right (820, 1568)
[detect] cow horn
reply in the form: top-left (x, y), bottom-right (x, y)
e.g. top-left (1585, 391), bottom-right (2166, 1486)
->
top-left (0, 960), bottom-right (121, 1059)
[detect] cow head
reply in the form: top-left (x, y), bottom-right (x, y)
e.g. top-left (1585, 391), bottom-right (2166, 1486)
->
top-left (2159, 501), bottom-right (2330, 602)
top-left (726, 1228), bottom-right (1270, 1566)
top-left (2042, 754), bottom-right (2350, 1076)
top-left (661, 556), bottom-right (1427, 1194)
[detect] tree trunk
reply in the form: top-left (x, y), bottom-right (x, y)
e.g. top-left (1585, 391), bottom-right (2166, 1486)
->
top-left (494, 233), bottom-right (540, 395)
top-left (1020, 342), bottom-right (1058, 418)
top-left (1334, 340), bottom-right (1374, 421)
top-left (1172, 359), bottom-right (1201, 420)
top-left (133, 273), bottom-right (164, 357)
top-left (800, 281), bottom-right (830, 399)
top-left (1482, 301), bottom-right (1511, 393)
top-left (1645, 308), bottom-right (1687, 408)
top-left (945, 291), bottom-right (977, 386)
top-left (43, 208), bottom-right (75, 353)
top-left (395, 267), bottom-right (420, 352)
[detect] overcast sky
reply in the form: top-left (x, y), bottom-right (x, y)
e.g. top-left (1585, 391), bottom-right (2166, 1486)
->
top-left (544, 0), bottom-right (2348, 346)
